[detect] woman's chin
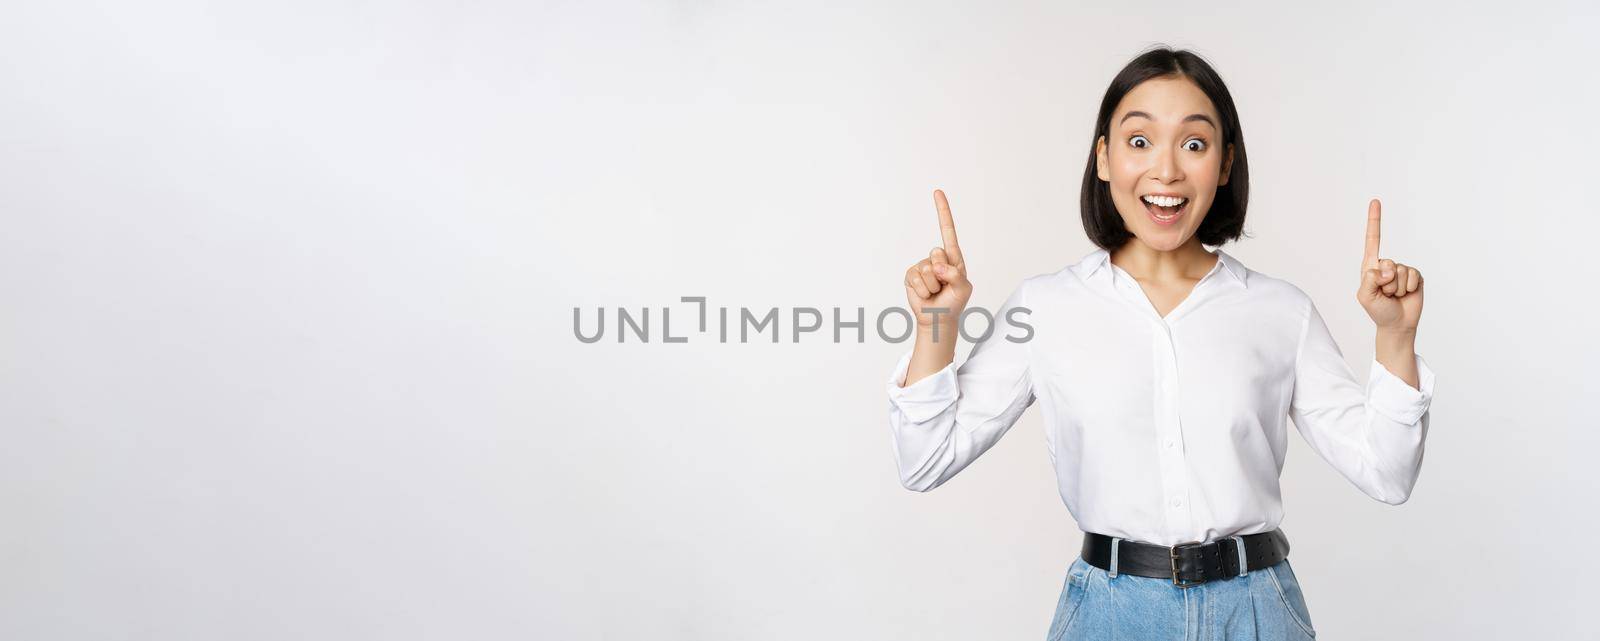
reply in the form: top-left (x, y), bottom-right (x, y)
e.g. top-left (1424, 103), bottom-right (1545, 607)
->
top-left (1133, 228), bottom-right (1192, 251)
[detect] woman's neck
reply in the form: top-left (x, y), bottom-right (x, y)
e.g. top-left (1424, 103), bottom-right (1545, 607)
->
top-left (1109, 238), bottom-right (1218, 283)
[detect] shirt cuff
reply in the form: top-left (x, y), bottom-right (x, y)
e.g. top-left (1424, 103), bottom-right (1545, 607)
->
top-left (1367, 353), bottom-right (1435, 425)
top-left (885, 349), bottom-right (960, 424)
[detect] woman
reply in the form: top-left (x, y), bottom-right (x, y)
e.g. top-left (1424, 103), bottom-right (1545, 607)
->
top-left (885, 47), bottom-right (1433, 640)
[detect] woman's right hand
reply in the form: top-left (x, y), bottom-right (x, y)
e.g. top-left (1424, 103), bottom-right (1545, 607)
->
top-left (903, 189), bottom-right (973, 332)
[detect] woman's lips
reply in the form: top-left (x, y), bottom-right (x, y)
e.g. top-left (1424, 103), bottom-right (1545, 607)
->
top-left (1144, 199), bottom-right (1187, 227)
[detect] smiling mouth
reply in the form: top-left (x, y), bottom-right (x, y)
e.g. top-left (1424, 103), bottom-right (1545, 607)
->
top-left (1141, 194), bottom-right (1188, 225)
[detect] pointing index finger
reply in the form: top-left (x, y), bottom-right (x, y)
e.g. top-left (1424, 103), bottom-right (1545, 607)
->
top-left (934, 189), bottom-right (963, 264)
top-left (1363, 198), bottom-right (1382, 270)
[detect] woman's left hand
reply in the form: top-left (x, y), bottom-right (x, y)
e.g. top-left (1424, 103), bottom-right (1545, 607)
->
top-left (1357, 198), bottom-right (1424, 332)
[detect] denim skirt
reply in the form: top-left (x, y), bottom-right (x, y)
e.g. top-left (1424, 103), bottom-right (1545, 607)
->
top-left (1046, 554), bottom-right (1318, 640)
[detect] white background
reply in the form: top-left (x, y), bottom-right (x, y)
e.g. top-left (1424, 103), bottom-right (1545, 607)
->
top-left (2, 1), bottom-right (1597, 639)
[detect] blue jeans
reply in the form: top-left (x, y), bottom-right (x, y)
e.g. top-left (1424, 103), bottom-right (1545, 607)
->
top-left (1046, 554), bottom-right (1318, 640)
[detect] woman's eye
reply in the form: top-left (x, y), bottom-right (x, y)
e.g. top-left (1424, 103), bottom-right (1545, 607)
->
top-left (1185, 139), bottom-right (1207, 152)
top-left (1129, 135), bottom-right (1149, 148)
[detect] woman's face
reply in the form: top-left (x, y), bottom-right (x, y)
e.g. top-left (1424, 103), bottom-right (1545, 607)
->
top-left (1096, 75), bottom-right (1234, 252)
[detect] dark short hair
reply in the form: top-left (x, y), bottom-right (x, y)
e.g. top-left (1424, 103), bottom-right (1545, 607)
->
top-left (1079, 47), bottom-right (1250, 250)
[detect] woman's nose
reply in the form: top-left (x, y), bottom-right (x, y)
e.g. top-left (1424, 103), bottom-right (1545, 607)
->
top-left (1153, 147), bottom-right (1183, 183)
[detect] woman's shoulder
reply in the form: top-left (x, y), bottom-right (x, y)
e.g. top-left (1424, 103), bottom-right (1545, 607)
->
top-left (1216, 248), bottom-right (1318, 312)
top-left (1009, 260), bottom-right (1097, 300)
top-left (1013, 247), bottom-right (1113, 291)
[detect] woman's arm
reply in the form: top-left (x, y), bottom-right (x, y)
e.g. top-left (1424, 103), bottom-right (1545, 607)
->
top-left (887, 190), bottom-right (1034, 492)
top-left (1375, 328), bottom-right (1420, 389)
top-left (1290, 198), bottom-right (1434, 504)
top-left (904, 316), bottom-right (961, 387)
top-left (887, 282), bottom-right (1035, 492)
top-left (1289, 298), bottom-right (1435, 505)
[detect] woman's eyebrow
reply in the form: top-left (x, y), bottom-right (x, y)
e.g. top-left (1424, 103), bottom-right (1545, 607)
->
top-left (1119, 111), bottom-right (1218, 130)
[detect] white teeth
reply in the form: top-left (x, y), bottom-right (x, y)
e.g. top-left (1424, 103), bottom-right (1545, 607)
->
top-left (1141, 194), bottom-right (1187, 207)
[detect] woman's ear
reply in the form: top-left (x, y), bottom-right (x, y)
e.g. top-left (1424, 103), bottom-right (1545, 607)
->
top-left (1218, 143), bottom-right (1234, 186)
top-left (1096, 136), bottom-right (1110, 182)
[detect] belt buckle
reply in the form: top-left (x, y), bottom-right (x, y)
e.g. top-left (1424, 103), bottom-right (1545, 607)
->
top-left (1169, 541), bottom-right (1206, 588)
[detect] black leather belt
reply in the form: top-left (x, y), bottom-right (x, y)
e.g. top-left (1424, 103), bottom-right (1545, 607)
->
top-left (1080, 528), bottom-right (1290, 588)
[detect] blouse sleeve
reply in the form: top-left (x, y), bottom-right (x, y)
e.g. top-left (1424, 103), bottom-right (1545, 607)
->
top-left (884, 282), bottom-right (1036, 492)
top-left (1288, 297), bottom-right (1436, 505)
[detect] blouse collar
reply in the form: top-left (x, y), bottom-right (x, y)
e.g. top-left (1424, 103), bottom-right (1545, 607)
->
top-left (1075, 247), bottom-right (1249, 289)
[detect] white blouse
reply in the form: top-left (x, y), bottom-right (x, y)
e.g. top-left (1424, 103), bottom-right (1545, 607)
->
top-left (885, 247), bottom-right (1435, 547)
